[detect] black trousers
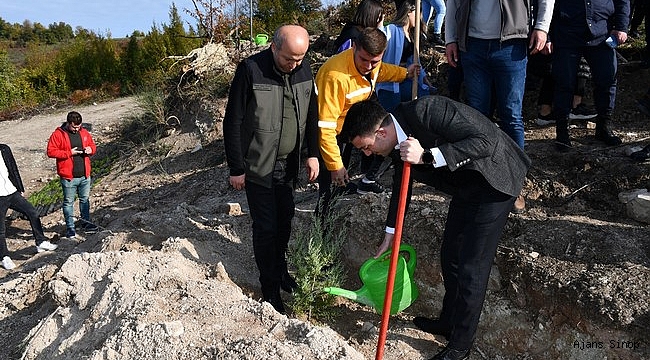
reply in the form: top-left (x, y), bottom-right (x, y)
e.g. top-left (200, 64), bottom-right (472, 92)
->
top-left (0, 191), bottom-right (47, 257)
top-left (316, 139), bottom-right (352, 218)
top-left (245, 160), bottom-right (295, 298)
top-left (413, 169), bottom-right (514, 350)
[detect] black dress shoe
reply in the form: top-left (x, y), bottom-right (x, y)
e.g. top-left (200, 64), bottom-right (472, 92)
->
top-left (429, 346), bottom-right (470, 360)
top-left (280, 272), bottom-right (298, 293)
top-left (413, 316), bottom-right (451, 340)
top-left (595, 128), bottom-right (622, 146)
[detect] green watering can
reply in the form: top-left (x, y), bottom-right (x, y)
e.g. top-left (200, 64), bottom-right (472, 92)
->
top-left (323, 244), bottom-right (418, 315)
top-left (254, 33), bottom-right (269, 45)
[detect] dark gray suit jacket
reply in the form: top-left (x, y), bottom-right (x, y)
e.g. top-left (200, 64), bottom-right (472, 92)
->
top-left (385, 95), bottom-right (531, 228)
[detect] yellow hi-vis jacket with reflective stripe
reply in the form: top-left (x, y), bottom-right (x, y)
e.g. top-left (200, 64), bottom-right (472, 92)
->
top-left (315, 48), bottom-right (407, 171)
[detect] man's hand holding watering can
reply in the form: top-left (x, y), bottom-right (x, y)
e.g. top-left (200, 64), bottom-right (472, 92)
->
top-left (375, 232), bottom-right (394, 259)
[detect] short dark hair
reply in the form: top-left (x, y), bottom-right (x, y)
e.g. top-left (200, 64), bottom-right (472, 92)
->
top-left (352, 0), bottom-right (384, 28)
top-left (67, 111), bottom-right (82, 124)
top-left (355, 27), bottom-right (387, 56)
top-left (340, 100), bottom-right (391, 141)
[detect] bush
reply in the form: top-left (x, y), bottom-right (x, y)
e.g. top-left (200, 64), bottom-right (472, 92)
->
top-left (60, 36), bottom-right (121, 90)
top-left (0, 49), bottom-right (44, 111)
top-left (116, 88), bottom-right (174, 149)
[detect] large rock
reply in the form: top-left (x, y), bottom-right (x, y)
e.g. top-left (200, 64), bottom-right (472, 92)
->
top-left (619, 188), bottom-right (650, 223)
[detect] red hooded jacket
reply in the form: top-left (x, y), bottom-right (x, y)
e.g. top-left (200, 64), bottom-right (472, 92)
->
top-left (46, 124), bottom-right (96, 180)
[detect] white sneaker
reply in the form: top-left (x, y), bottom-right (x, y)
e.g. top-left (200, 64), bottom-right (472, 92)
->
top-left (2, 256), bottom-right (16, 270)
top-left (36, 240), bottom-right (58, 253)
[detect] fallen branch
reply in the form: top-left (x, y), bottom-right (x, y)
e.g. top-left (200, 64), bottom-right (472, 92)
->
top-left (566, 180), bottom-right (599, 199)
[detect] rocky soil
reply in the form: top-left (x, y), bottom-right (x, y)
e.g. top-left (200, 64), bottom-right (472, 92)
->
top-left (0, 38), bottom-right (649, 360)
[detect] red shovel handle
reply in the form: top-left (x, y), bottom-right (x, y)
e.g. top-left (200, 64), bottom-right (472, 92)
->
top-left (375, 161), bottom-right (411, 360)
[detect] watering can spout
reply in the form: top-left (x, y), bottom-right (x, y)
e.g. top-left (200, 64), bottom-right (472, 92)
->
top-left (323, 287), bottom-right (375, 308)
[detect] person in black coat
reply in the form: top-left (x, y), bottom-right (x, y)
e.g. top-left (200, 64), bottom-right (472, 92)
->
top-left (550, 0), bottom-right (630, 151)
top-left (340, 96), bottom-right (531, 360)
top-left (1, 144), bottom-right (57, 270)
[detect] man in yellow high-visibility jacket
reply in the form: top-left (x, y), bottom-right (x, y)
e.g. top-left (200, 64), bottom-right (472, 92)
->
top-left (315, 27), bottom-right (419, 217)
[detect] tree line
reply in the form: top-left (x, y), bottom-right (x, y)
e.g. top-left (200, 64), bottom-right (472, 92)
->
top-left (0, 4), bottom-right (204, 115)
top-left (0, 0), bottom-right (354, 118)
top-left (0, 18), bottom-right (78, 46)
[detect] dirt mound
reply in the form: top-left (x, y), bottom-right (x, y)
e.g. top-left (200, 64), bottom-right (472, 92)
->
top-left (13, 238), bottom-right (363, 360)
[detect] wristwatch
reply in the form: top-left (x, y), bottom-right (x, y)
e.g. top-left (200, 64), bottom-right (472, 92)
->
top-left (421, 148), bottom-right (434, 164)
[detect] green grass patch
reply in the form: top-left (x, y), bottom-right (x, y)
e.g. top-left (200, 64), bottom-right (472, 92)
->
top-left (27, 178), bottom-right (63, 207)
top-left (27, 154), bottom-right (119, 207)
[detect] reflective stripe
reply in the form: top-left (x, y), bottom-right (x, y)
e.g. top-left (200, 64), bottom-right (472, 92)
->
top-left (346, 87), bottom-right (372, 99)
top-left (318, 121), bottom-right (337, 128)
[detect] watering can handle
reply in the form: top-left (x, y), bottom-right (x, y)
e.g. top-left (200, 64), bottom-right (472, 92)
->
top-left (401, 244), bottom-right (417, 275)
top-left (374, 244), bottom-right (417, 271)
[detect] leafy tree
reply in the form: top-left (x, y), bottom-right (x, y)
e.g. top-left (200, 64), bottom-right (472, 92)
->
top-left (186, 0), bottom-right (236, 43)
top-left (0, 50), bottom-right (40, 110)
top-left (19, 20), bottom-right (37, 45)
top-left (140, 26), bottom-right (167, 72)
top-left (0, 18), bottom-right (10, 40)
top-left (163, 4), bottom-right (192, 55)
top-left (120, 35), bottom-right (146, 92)
top-left (0, 17), bottom-right (75, 45)
top-left (60, 36), bottom-right (120, 89)
top-left (22, 42), bottom-right (67, 96)
top-left (0, 50), bottom-right (19, 108)
top-left (255, 0), bottom-right (294, 32)
top-left (48, 22), bottom-right (75, 43)
top-left (254, 0), bottom-right (323, 34)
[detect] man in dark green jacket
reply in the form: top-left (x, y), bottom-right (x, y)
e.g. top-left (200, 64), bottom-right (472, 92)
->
top-left (223, 25), bottom-right (319, 314)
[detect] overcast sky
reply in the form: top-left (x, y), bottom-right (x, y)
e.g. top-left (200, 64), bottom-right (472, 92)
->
top-left (0, 0), bottom-right (198, 38)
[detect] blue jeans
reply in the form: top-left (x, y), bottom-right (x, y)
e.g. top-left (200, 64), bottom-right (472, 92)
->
top-left (61, 177), bottom-right (91, 229)
top-left (460, 37), bottom-right (528, 149)
top-left (377, 80), bottom-right (432, 112)
top-left (422, 0), bottom-right (446, 34)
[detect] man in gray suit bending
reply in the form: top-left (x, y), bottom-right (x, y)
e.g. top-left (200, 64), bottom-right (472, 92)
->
top-left (340, 96), bottom-right (531, 360)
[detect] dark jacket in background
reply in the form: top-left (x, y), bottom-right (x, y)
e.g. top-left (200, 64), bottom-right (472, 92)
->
top-left (333, 23), bottom-right (362, 53)
top-left (551, 0), bottom-right (630, 47)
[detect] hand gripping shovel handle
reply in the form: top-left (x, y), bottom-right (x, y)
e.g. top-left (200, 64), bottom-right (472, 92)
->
top-left (375, 161), bottom-right (411, 360)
